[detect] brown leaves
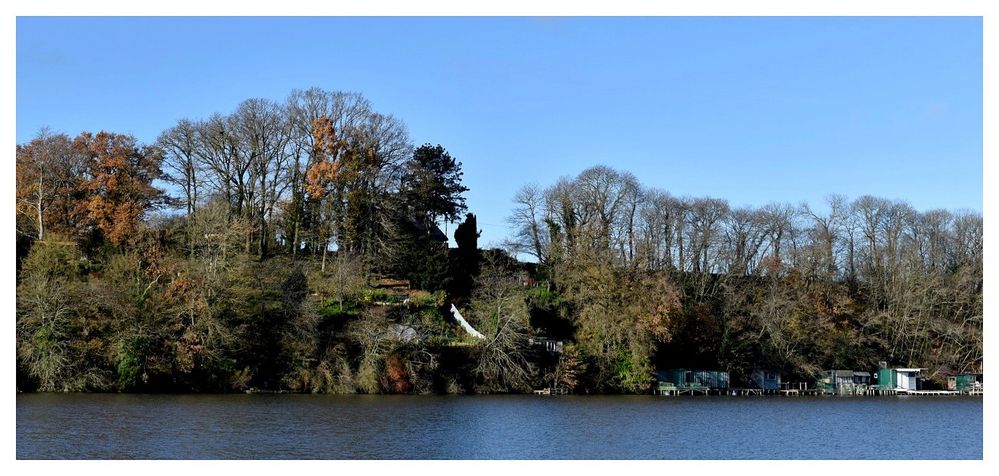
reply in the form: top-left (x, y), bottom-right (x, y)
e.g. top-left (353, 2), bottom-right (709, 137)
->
top-left (304, 115), bottom-right (346, 200)
top-left (385, 354), bottom-right (412, 393)
top-left (16, 130), bottom-right (164, 248)
top-left (304, 160), bottom-right (340, 199)
top-left (15, 131), bottom-right (90, 240)
top-left (74, 131), bottom-right (163, 246)
top-left (633, 272), bottom-right (681, 343)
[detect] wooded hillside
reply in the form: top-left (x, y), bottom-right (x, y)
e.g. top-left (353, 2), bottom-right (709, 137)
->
top-left (15, 87), bottom-right (982, 394)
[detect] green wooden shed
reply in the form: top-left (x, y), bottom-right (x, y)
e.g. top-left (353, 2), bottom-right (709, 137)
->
top-left (948, 373), bottom-right (983, 392)
top-left (655, 369), bottom-right (730, 390)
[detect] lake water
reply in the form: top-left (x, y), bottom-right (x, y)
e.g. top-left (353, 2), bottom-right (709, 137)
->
top-left (16, 394), bottom-right (982, 459)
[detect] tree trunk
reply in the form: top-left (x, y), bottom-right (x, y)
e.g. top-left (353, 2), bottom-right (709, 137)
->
top-left (321, 237), bottom-right (330, 273)
top-left (292, 218), bottom-right (300, 257)
top-left (36, 175), bottom-right (44, 240)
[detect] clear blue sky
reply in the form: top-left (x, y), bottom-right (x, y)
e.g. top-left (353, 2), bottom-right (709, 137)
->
top-left (16, 17), bottom-right (983, 249)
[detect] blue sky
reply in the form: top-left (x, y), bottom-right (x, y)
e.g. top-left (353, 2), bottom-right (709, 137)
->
top-left (16, 16), bottom-right (982, 248)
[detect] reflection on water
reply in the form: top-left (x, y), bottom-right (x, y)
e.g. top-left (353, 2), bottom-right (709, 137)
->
top-left (16, 394), bottom-right (982, 459)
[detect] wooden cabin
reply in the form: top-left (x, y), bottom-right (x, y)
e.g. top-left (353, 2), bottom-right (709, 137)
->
top-left (877, 366), bottom-right (923, 391)
top-left (877, 366), bottom-right (894, 390)
top-left (750, 369), bottom-right (782, 391)
top-left (894, 368), bottom-right (922, 391)
top-left (819, 369), bottom-right (866, 395)
top-left (528, 336), bottom-right (563, 353)
top-left (852, 371), bottom-right (872, 386)
top-left (656, 369), bottom-right (730, 391)
top-left (689, 370), bottom-right (730, 389)
top-left (948, 373), bottom-right (983, 392)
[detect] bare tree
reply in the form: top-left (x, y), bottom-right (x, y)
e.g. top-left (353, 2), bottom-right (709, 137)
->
top-left (759, 202), bottom-right (800, 269)
top-left (15, 129), bottom-right (86, 241)
top-left (468, 260), bottom-right (535, 393)
top-left (721, 206), bottom-right (767, 276)
top-left (229, 98), bottom-right (294, 257)
top-left (507, 183), bottom-right (550, 264)
top-left (157, 119), bottom-right (202, 217)
top-left (685, 197), bottom-right (729, 274)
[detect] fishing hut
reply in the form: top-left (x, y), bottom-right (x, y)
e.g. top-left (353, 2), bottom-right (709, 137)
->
top-left (655, 369), bottom-right (730, 396)
top-left (528, 336), bottom-right (564, 354)
top-left (750, 369), bottom-right (782, 394)
top-left (894, 368), bottom-right (922, 392)
top-left (948, 373), bottom-right (983, 395)
top-left (875, 365), bottom-right (926, 394)
top-left (819, 370), bottom-right (869, 395)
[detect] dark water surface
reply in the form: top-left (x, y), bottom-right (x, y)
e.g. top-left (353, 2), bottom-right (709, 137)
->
top-left (16, 393), bottom-right (982, 459)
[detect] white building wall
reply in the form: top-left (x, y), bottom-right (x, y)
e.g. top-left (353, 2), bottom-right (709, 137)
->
top-left (897, 372), bottom-right (917, 390)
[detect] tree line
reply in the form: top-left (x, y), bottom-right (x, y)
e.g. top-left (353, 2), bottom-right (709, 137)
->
top-left (507, 166), bottom-right (982, 389)
top-left (15, 87), bottom-right (982, 394)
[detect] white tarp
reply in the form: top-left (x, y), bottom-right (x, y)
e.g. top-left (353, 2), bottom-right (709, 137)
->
top-left (387, 323), bottom-right (419, 342)
top-left (450, 304), bottom-right (485, 339)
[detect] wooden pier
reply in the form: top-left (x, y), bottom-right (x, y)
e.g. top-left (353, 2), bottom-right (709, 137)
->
top-left (729, 388), bottom-right (789, 396)
top-left (730, 388), bottom-right (764, 396)
top-left (869, 388), bottom-right (899, 396)
top-left (776, 382), bottom-right (821, 396)
top-left (779, 388), bottom-right (823, 396)
top-left (652, 373), bottom-right (983, 397)
top-left (896, 389), bottom-right (960, 396)
top-left (533, 387), bottom-right (570, 396)
top-left (655, 386), bottom-right (711, 396)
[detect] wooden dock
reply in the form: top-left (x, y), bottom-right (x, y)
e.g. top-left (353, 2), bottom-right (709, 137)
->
top-left (533, 387), bottom-right (570, 396)
top-left (775, 382), bottom-right (821, 396)
top-left (729, 388), bottom-right (788, 396)
top-left (779, 388), bottom-right (822, 396)
top-left (653, 387), bottom-right (978, 397)
top-left (652, 378), bottom-right (982, 397)
top-left (896, 389), bottom-right (960, 396)
top-left (731, 388), bottom-right (764, 396)
top-left (655, 386), bottom-right (711, 396)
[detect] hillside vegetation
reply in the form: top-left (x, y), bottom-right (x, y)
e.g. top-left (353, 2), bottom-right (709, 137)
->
top-left (16, 88), bottom-right (982, 393)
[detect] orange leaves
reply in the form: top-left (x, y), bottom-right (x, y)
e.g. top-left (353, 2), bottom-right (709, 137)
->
top-left (304, 115), bottom-right (346, 200)
top-left (311, 116), bottom-right (337, 154)
top-left (73, 131), bottom-right (163, 246)
top-left (304, 160), bottom-right (340, 200)
top-left (385, 354), bottom-right (412, 394)
top-left (164, 274), bottom-right (193, 303)
top-left (15, 131), bottom-right (89, 240)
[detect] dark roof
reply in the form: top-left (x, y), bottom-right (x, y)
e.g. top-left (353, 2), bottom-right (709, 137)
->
top-left (824, 370), bottom-right (855, 378)
top-left (428, 224), bottom-right (447, 242)
top-left (411, 217), bottom-right (448, 243)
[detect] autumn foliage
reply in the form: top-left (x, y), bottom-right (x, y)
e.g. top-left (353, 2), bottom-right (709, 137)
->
top-left (75, 132), bottom-right (163, 246)
top-left (304, 116), bottom-right (342, 200)
top-left (385, 354), bottom-right (412, 393)
top-left (15, 89), bottom-right (981, 395)
top-left (16, 130), bottom-right (162, 249)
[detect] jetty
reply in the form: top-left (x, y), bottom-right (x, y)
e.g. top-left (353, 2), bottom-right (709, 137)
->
top-left (652, 364), bottom-right (983, 397)
top-left (778, 382), bottom-right (822, 396)
top-left (533, 387), bottom-right (570, 396)
top-left (654, 369), bottom-right (730, 396)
